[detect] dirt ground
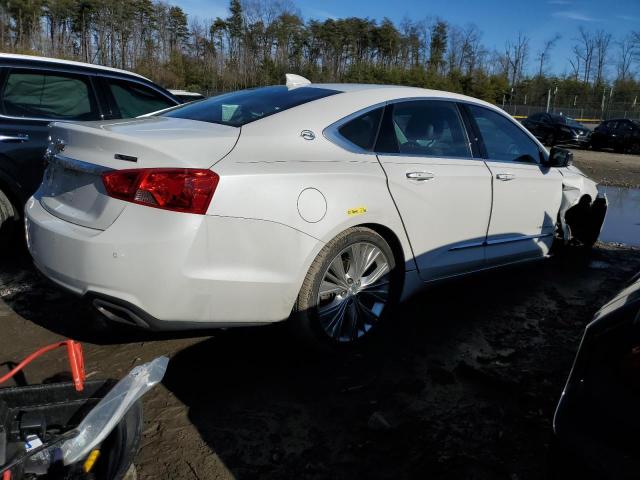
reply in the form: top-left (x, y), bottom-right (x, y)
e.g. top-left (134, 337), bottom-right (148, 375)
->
top-left (571, 148), bottom-right (640, 188)
top-left (1, 243), bottom-right (640, 480)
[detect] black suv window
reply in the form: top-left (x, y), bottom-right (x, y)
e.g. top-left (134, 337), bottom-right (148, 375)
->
top-left (377, 100), bottom-right (470, 157)
top-left (107, 78), bottom-right (175, 118)
top-left (468, 104), bottom-right (541, 163)
top-left (337, 107), bottom-right (383, 151)
top-left (1, 69), bottom-right (98, 120)
top-left (529, 113), bottom-right (544, 122)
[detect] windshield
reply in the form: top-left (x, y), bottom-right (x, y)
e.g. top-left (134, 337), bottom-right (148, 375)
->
top-left (551, 114), bottom-right (582, 128)
top-left (162, 86), bottom-right (340, 127)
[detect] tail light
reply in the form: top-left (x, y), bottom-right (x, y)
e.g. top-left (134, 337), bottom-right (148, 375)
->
top-left (102, 168), bottom-right (219, 215)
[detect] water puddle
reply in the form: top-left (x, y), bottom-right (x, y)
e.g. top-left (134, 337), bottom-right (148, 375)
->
top-left (598, 185), bottom-right (640, 247)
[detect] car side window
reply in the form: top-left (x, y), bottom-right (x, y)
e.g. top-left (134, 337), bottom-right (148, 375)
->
top-left (1, 69), bottom-right (98, 120)
top-left (377, 100), bottom-right (470, 158)
top-left (337, 107), bottom-right (383, 151)
top-left (467, 104), bottom-right (541, 163)
top-left (107, 78), bottom-right (175, 118)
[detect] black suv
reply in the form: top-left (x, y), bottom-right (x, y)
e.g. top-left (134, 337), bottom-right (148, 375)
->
top-left (0, 54), bottom-right (180, 245)
top-left (521, 112), bottom-right (591, 147)
top-left (590, 118), bottom-right (640, 154)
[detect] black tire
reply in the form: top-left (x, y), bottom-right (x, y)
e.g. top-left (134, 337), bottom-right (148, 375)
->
top-left (291, 227), bottom-right (402, 351)
top-left (0, 188), bottom-right (19, 252)
top-left (629, 141), bottom-right (640, 155)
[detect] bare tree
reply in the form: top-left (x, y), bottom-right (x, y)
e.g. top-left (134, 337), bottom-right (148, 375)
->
top-left (574, 27), bottom-right (595, 84)
top-left (593, 29), bottom-right (612, 85)
top-left (536, 33), bottom-right (560, 77)
top-left (616, 34), bottom-right (636, 81)
top-left (504, 32), bottom-right (529, 86)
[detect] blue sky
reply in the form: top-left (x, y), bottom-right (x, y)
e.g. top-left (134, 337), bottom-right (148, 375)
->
top-left (180, 0), bottom-right (640, 76)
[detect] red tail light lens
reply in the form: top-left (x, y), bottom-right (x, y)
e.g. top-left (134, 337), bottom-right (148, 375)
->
top-left (102, 168), bottom-right (219, 215)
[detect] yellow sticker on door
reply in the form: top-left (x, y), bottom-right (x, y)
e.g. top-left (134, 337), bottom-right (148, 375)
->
top-left (347, 206), bottom-right (367, 216)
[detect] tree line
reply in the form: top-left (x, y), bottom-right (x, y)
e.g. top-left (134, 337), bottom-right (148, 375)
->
top-left (1, 0), bottom-right (639, 115)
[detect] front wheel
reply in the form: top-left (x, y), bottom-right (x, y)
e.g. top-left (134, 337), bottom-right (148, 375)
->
top-left (291, 227), bottom-right (401, 350)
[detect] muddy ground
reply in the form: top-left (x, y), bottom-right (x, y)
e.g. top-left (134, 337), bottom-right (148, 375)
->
top-left (572, 148), bottom-right (640, 188)
top-left (1, 244), bottom-right (640, 480)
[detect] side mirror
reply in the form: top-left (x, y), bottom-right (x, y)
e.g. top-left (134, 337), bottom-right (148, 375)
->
top-left (548, 147), bottom-right (573, 167)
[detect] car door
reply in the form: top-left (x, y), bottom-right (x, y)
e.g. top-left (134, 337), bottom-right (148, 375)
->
top-left (615, 120), bottom-right (634, 151)
top-left (375, 100), bottom-right (492, 280)
top-left (0, 66), bottom-right (101, 203)
top-left (464, 103), bottom-right (563, 264)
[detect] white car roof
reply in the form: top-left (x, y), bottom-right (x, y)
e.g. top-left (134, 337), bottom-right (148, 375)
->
top-left (0, 53), bottom-right (151, 81)
top-left (311, 83), bottom-right (496, 109)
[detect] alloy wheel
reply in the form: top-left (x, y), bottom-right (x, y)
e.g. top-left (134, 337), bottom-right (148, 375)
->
top-left (316, 242), bottom-right (391, 342)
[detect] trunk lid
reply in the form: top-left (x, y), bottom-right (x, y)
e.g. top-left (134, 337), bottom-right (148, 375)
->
top-left (38, 117), bottom-right (239, 230)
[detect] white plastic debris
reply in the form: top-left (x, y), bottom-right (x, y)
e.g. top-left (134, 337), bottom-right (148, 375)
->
top-left (61, 356), bottom-right (169, 465)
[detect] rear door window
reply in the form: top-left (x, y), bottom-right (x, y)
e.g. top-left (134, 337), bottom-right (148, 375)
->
top-left (376, 100), bottom-right (471, 158)
top-left (107, 78), bottom-right (176, 118)
top-left (1, 69), bottom-right (99, 120)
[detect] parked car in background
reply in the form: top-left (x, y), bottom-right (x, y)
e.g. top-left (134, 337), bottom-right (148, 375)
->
top-left (169, 89), bottom-right (206, 103)
top-left (0, 53), bottom-right (180, 246)
top-left (26, 75), bottom-right (607, 348)
top-left (521, 112), bottom-right (591, 147)
top-left (553, 271), bottom-right (640, 479)
top-left (590, 118), bottom-right (640, 154)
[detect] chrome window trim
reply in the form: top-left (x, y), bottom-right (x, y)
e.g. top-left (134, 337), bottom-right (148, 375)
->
top-left (324, 96), bottom-right (479, 160)
top-left (323, 100), bottom-right (388, 155)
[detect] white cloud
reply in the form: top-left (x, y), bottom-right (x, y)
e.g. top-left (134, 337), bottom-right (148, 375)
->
top-left (552, 10), bottom-right (597, 21)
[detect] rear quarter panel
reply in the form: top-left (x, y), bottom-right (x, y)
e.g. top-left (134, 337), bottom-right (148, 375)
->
top-left (208, 99), bottom-right (416, 277)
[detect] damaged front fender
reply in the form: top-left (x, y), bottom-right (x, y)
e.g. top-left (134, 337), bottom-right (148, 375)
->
top-left (559, 167), bottom-right (608, 246)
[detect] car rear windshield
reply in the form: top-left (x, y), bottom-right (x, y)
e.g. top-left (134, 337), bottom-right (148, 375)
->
top-left (162, 85), bottom-right (340, 127)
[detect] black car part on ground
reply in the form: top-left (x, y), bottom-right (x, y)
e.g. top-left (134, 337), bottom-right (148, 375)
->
top-left (0, 380), bottom-right (142, 480)
top-left (553, 273), bottom-right (640, 479)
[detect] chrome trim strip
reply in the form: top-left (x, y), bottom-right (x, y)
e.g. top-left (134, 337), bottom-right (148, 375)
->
top-left (448, 240), bottom-right (485, 251)
top-left (49, 154), bottom-right (113, 175)
top-left (486, 233), bottom-right (553, 246)
top-left (448, 232), bottom-right (553, 251)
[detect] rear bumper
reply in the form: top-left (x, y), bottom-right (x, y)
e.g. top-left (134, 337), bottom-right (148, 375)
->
top-left (26, 197), bottom-right (321, 328)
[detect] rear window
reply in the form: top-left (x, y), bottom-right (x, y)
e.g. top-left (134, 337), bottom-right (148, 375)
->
top-left (163, 86), bottom-right (340, 127)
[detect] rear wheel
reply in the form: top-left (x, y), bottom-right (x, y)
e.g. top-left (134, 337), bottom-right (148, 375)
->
top-left (292, 227), bottom-right (401, 350)
top-left (629, 141), bottom-right (640, 155)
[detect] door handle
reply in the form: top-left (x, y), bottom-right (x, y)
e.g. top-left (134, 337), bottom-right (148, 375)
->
top-left (496, 173), bottom-right (515, 181)
top-left (0, 134), bottom-right (29, 143)
top-left (406, 171), bottom-right (435, 181)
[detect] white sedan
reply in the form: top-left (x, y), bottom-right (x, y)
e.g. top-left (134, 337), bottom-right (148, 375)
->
top-left (25, 75), bottom-right (607, 347)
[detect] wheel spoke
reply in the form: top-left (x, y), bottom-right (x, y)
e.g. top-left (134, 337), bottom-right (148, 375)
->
top-left (361, 262), bottom-right (390, 288)
top-left (319, 279), bottom-right (343, 297)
